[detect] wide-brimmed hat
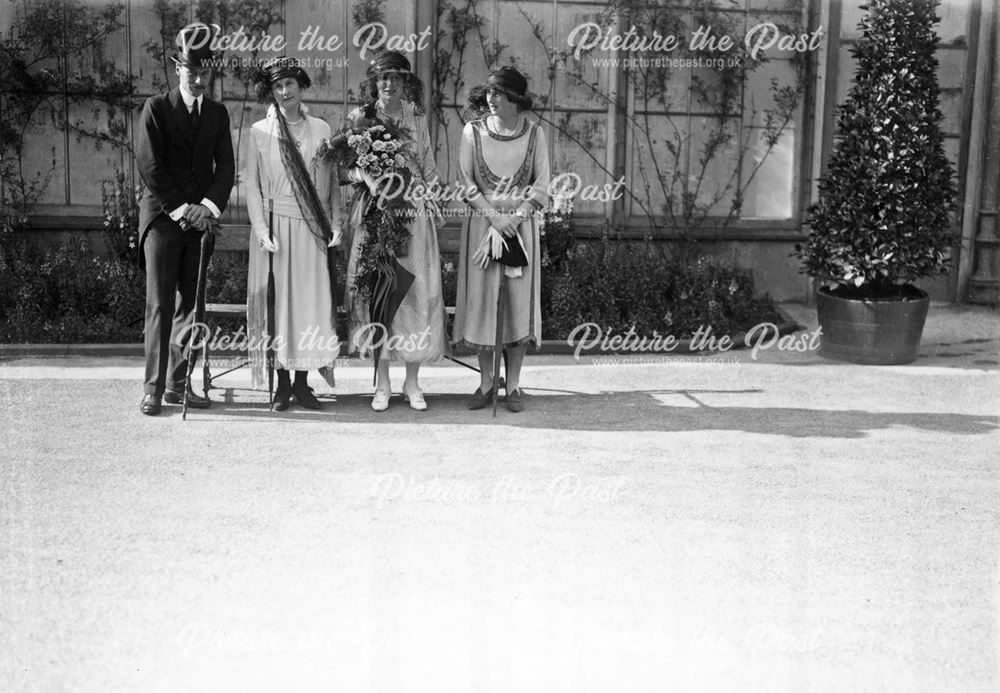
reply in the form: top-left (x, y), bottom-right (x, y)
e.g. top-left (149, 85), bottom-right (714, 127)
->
top-left (252, 56), bottom-right (312, 102)
top-left (172, 23), bottom-right (219, 68)
top-left (359, 50), bottom-right (424, 110)
top-left (366, 50), bottom-right (412, 77)
top-left (467, 66), bottom-right (534, 114)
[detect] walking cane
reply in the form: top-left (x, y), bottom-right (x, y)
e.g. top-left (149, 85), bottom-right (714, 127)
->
top-left (491, 272), bottom-right (507, 418)
top-left (182, 227), bottom-right (212, 420)
top-left (267, 200), bottom-right (276, 410)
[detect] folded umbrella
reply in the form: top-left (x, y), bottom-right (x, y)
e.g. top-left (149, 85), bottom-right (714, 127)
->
top-left (267, 201), bottom-right (276, 410)
top-left (369, 254), bottom-right (415, 386)
top-left (491, 274), bottom-right (506, 417)
top-left (489, 226), bottom-right (529, 417)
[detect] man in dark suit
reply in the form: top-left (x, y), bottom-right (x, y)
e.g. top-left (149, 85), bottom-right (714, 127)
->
top-left (136, 24), bottom-right (235, 415)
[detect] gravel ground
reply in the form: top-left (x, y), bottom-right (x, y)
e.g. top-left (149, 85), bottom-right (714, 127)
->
top-left (2, 303), bottom-right (999, 692)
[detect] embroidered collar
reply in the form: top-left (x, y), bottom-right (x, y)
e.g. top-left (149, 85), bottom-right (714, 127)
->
top-left (482, 116), bottom-right (528, 141)
top-left (472, 120), bottom-right (537, 189)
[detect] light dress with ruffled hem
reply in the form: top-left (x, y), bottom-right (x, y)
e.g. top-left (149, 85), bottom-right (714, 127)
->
top-left (245, 104), bottom-right (342, 388)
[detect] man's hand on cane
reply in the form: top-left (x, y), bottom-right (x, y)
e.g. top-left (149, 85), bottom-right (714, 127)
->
top-left (184, 204), bottom-right (211, 230)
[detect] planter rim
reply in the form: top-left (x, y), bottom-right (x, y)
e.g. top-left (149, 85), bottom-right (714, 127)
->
top-left (815, 285), bottom-right (929, 303)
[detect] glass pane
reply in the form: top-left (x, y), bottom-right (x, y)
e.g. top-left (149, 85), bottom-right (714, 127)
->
top-left (631, 62), bottom-right (692, 114)
top-left (555, 3), bottom-right (613, 111)
top-left (939, 89), bottom-right (963, 137)
top-left (222, 102), bottom-right (248, 222)
top-left (20, 101), bottom-right (68, 206)
top-left (740, 125), bottom-right (795, 219)
top-left (937, 0), bottom-right (972, 45)
top-left (749, 0), bottom-right (802, 11)
top-left (936, 47), bottom-right (966, 91)
top-left (284, 0), bottom-right (352, 104)
top-left (65, 103), bottom-right (131, 205)
top-left (743, 57), bottom-right (800, 117)
top-left (434, 0), bottom-right (493, 112)
top-left (627, 113), bottom-right (683, 220)
top-left (430, 107), bottom-right (466, 186)
top-left (547, 111), bottom-right (608, 215)
top-left (688, 116), bottom-right (741, 217)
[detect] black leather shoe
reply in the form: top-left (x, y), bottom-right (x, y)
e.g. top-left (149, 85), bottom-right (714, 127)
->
top-left (164, 387), bottom-right (211, 409)
top-left (140, 394), bottom-right (162, 416)
top-left (292, 382), bottom-right (321, 410)
top-left (506, 389), bottom-right (525, 413)
top-left (467, 387), bottom-right (493, 411)
top-left (272, 384), bottom-right (291, 411)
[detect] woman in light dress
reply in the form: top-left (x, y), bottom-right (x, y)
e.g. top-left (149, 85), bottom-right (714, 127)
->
top-left (245, 57), bottom-right (343, 411)
top-left (453, 67), bottom-right (550, 413)
top-left (342, 51), bottom-right (448, 412)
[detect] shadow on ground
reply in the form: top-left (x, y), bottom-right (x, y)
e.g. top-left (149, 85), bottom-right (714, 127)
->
top-left (139, 384), bottom-right (1000, 439)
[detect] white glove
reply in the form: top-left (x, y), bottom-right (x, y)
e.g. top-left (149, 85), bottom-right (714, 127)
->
top-left (258, 234), bottom-right (278, 253)
top-left (472, 227), bottom-right (506, 269)
top-left (328, 227), bottom-right (343, 247)
top-left (489, 226), bottom-right (506, 260)
top-left (253, 225), bottom-right (276, 252)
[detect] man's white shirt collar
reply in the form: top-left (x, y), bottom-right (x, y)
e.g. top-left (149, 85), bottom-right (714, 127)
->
top-left (179, 89), bottom-right (202, 112)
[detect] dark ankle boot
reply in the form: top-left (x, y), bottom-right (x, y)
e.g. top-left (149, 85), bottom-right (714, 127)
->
top-left (273, 369), bottom-right (292, 411)
top-left (291, 371), bottom-right (320, 410)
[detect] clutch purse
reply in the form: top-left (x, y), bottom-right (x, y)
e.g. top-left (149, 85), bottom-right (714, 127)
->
top-left (495, 230), bottom-right (528, 268)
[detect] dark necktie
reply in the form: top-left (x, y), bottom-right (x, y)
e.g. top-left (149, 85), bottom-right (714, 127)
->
top-left (190, 99), bottom-right (200, 131)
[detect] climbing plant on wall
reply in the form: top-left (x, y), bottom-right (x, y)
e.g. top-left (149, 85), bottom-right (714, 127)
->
top-left (0, 0), bottom-right (136, 216)
top-left (430, 0), bottom-right (811, 258)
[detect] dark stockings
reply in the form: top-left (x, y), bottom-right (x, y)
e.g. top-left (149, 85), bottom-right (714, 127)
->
top-left (277, 369), bottom-right (309, 390)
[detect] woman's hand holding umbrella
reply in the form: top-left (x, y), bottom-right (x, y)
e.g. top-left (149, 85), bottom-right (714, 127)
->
top-left (255, 225), bottom-right (279, 252)
top-left (327, 227), bottom-right (343, 247)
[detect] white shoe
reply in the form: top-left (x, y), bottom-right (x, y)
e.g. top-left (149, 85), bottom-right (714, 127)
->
top-left (372, 389), bottom-right (391, 412)
top-left (403, 385), bottom-right (427, 411)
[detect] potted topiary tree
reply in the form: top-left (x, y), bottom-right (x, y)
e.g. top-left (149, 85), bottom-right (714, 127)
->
top-left (796, 0), bottom-right (957, 364)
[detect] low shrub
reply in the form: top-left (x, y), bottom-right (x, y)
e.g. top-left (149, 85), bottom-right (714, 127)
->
top-left (1, 228), bottom-right (779, 344)
top-left (0, 236), bottom-right (143, 342)
top-left (542, 241), bottom-right (779, 340)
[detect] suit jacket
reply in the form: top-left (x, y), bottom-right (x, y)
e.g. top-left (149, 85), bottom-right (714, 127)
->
top-left (135, 87), bottom-right (236, 252)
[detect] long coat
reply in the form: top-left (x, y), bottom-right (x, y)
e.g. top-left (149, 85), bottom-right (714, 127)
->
top-left (135, 86), bottom-right (235, 253)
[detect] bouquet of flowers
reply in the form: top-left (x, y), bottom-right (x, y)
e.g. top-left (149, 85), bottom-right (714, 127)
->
top-left (316, 118), bottom-right (414, 181)
top-left (317, 114), bottom-right (418, 305)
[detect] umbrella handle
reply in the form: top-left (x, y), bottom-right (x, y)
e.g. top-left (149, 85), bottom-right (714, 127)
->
top-left (492, 273), bottom-right (507, 418)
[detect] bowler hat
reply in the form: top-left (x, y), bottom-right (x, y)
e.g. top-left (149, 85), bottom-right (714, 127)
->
top-left (172, 24), bottom-right (219, 67)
